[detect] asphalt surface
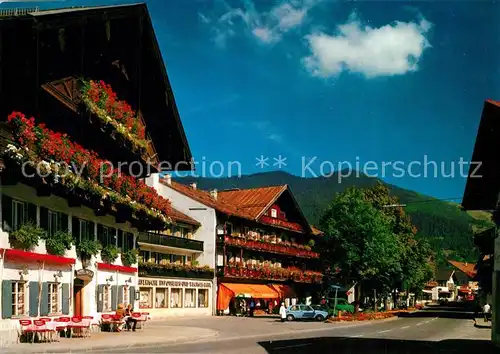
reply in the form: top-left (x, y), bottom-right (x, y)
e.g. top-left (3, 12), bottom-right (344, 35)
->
top-left (91, 306), bottom-right (495, 354)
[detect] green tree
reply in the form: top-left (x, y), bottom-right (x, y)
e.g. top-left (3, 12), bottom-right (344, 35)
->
top-left (364, 182), bottom-right (434, 301)
top-left (319, 187), bottom-right (402, 312)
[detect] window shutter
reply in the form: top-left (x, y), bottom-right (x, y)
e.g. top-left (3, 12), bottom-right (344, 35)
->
top-left (62, 283), bottom-right (70, 315)
top-left (40, 282), bottom-right (49, 316)
top-left (118, 285), bottom-right (124, 306)
top-left (72, 217), bottom-right (80, 242)
top-left (60, 212), bottom-right (69, 232)
top-left (39, 207), bottom-right (49, 232)
top-left (96, 284), bottom-right (104, 312)
top-left (29, 282), bottom-right (39, 317)
top-left (1, 280), bottom-right (12, 319)
top-left (26, 203), bottom-right (37, 225)
top-left (2, 195), bottom-right (13, 232)
top-left (97, 224), bottom-right (104, 245)
top-left (129, 286), bottom-right (135, 309)
top-left (111, 285), bottom-right (117, 310)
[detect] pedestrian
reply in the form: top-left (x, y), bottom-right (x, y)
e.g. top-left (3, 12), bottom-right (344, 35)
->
top-left (279, 302), bottom-right (287, 323)
top-left (483, 303), bottom-right (491, 322)
top-left (249, 298), bottom-right (255, 317)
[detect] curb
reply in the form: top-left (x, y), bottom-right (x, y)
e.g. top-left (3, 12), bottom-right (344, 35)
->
top-left (4, 331), bottom-right (220, 354)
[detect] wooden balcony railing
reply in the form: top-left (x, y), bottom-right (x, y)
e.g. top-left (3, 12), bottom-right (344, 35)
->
top-left (138, 232), bottom-right (204, 252)
top-left (217, 265), bottom-right (323, 284)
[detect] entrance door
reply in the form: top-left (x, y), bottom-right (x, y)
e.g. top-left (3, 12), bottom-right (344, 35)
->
top-left (73, 279), bottom-right (84, 317)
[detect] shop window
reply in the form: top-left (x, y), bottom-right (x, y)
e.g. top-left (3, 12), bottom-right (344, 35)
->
top-left (11, 281), bottom-right (26, 316)
top-left (172, 255), bottom-right (184, 264)
top-left (103, 285), bottom-right (112, 312)
top-left (139, 288), bottom-right (153, 309)
top-left (155, 288), bottom-right (168, 308)
top-left (198, 289), bottom-right (209, 308)
top-left (48, 283), bottom-right (60, 314)
top-left (185, 289), bottom-right (196, 308)
top-left (170, 288), bottom-right (183, 308)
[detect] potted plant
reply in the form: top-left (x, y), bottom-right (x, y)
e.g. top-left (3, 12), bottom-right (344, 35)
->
top-left (100, 244), bottom-right (119, 264)
top-left (76, 239), bottom-right (102, 268)
top-left (9, 223), bottom-right (45, 251)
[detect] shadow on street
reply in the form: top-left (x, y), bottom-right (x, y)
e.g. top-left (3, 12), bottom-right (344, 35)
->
top-left (258, 337), bottom-right (497, 354)
top-left (399, 305), bottom-right (475, 320)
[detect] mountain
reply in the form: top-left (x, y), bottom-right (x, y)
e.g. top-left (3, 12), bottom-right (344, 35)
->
top-left (174, 171), bottom-right (493, 263)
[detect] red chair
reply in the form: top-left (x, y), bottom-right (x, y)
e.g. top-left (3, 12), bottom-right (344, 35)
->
top-left (40, 317), bottom-right (52, 322)
top-left (67, 317), bottom-right (83, 338)
top-left (18, 320), bottom-right (33, 343)
top-left (32, 320), bottom-right (49, 343)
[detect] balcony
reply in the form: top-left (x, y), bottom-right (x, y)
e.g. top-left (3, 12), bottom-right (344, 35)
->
top-left (218, 235), bottom-right (319, 259)
top-left (139, 262), bottom-right (213, 279)
top-left (138, 232), bottom-right (204, 252)
top-left (217, 264), bottom-right (323, 284)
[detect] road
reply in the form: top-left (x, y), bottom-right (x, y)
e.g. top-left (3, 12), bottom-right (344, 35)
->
top-left (92, 306), bottom-right (495, 354)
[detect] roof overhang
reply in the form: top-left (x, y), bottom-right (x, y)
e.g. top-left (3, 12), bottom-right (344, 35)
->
top-left (462, 100), bottom-right (500, 211)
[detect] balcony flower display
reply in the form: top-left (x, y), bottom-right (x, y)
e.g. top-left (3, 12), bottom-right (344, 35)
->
top-left (139, 261), bottom-right (214, 279)
top-left (81, 80), bottom-right (148, 153)
top-left (223, 262), bottom-right (322, 283)
top-left (5, 111), bottom-right (171, 224)
top-left (223, 235), bottom-right (319, 258)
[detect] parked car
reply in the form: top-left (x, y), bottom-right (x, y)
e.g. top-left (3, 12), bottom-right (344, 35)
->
top-left (286, 304), bottom-right (329, 321)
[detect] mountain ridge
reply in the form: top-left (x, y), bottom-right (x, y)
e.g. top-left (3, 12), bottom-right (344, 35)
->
top-left (173, 171), bottom-right (492, 263)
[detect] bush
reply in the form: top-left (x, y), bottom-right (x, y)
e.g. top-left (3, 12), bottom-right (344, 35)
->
top-left (101, 244), bottom-right (119, 264)
top-left (43, 230), bottom-right (72, 256)
top-left (121, 248), bottom-right (138, 266)
top-left (9, 223), bottom-right (44, 251)
top-left (76, 239), bottom-right (102, 260)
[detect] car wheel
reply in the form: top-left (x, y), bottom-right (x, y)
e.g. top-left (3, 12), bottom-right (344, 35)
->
top-left (315, 314), bottom-right (325, 321)
top-left (286, 314), bottom-right (295, 321)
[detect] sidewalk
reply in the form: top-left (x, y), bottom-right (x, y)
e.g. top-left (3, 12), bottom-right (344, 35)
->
top-left (3, 325), bottom-right (219, 354)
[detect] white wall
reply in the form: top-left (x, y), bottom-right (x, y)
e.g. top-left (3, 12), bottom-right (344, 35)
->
top-left (145, 174), bottom-right (218, 315)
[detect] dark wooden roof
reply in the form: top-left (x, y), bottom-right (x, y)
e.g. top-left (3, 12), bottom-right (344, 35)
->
top-left (0, 3), bottom-right (192, 171)
top-left (462, 100), bottom-right (500, 210)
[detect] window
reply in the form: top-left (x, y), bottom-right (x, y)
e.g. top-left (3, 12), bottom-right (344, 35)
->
top-left (290, 305), bottom-right (299, 311)
top-left (139, 288), bottom-right (153, 309)
top-left (271, 209), bottom-right (277, 218)
top-left (48, 211), bottom-right (59, 236)
top-left (102, 286), bottom-right (112, 312)
top-left (155, 288), bottom-right (167, 308)
top-left (80, 220), bottom-right (94, 242)
top-left (300, 305), bottom-right (313, 312)
top-left (98, 225), bottom-right (110, 246)
top-left (11, 281), bottom-right (26, 316)
top-left (185, 289), bottom-right (196, 308)
top-left (12, 200), bottom-right (26, 231)
top-left (138, 250), bottom-right (149, 263)
top-left (170, 288), bottom-right (183, 308)
top-left (225, 223), bottom-right (232, 235)
top-left (48, 283), bottom-right (60, 314)
top-left (172, 255), bottom-right (184, 264)
top-left (198, 289), bottom-right (208, 308)
top-left (123, 286), bottom-right (130, 306)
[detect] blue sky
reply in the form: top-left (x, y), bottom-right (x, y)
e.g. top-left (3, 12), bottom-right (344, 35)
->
top-left (2, 0), bottom-right (499, 200)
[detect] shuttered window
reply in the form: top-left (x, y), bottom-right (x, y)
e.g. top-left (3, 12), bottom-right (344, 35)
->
top-left (11, 281), bottom-right (26, 316)
top-left (79, 219), bottom-right (95, 242)
top-left (12, 200), bottom-right (25, 231)
top-left (103, 285), bottom-right (112, 312)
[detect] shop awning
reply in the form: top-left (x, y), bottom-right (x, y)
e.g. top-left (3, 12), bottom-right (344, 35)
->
top-left (1, 248), bottom-right (75, 265)
top-left (217, 283), bottom-right (279, 311)
top-left (270, 284), bottom-right (297, 299)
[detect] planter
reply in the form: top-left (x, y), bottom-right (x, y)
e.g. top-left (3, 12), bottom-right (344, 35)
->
top-left (115, 205), bottom-right (132, 224)
top-left (35, 180), bottom-right (52, 197)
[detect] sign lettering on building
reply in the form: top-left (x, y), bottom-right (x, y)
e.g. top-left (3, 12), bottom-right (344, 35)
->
top-left (138, 278), bottom-right (212, 288)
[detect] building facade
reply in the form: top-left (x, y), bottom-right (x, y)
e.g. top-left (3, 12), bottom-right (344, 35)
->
top-left (147, 176), bottom-right (324, 316)
top-left (0, 4), bottom-right (193, 344)
top-left (462, 99), bottom-right (500, 347)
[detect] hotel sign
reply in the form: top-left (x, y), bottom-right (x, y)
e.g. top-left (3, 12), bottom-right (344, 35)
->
top-left (138, 278), bottom-right (212, 288)
top-left (259, 215), bottom-right (304, 232)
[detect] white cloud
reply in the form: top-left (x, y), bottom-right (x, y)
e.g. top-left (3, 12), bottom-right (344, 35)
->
top-left (303, 14), bottom-right (432, 78)
top-left (199, 0), bottom-right (320, 46)
top-left (268, 133), bottom-right (283, 142)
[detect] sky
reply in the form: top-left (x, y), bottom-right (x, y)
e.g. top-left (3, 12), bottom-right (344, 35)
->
top-left (1, 0), bottom-right (499, 200)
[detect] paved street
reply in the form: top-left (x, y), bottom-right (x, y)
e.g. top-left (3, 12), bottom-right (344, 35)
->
top-left (89, 306), bottom-right (494, 354)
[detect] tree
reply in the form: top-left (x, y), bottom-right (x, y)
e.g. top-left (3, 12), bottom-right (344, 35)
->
top-left (364, 182), bottom-right (434, 302)
top-left (319, 187), bottom-right (402, 312)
